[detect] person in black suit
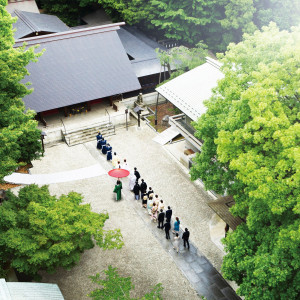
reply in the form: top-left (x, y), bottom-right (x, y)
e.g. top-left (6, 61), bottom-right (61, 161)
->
top-left (163, 221), bottom-right (171, 239)
top-left (133, 182), bottom-right (140, 200)
top-left (165, 206), bottom-right (172, 223)
top-left (134, 167), bottom-right (140, 182)
top-left (140, 179), bottom-right (147, 194)
top-left (182, 228), bottom-right (190, 250)
top-left (157, 209), bottom-right (165, 229)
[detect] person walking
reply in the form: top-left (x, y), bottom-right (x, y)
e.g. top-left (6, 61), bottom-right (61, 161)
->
top-left (113, 180), bottom-right (122, 201)
top-left (140, 179), bottom-right (147, 194)
top-left (106, 144), bottom-right (112, 161)
top-left (147, 195), bottom-right (153, 215)
top-left (147, 187), bottom-right (154, 197)
top-left (151, 202), bottom-right (158, 222)
top-left (122, 159), bottom-right (130, 172)
top-left (173, 217), bottom-right (180, 234)
top-left (100, 137), bottom-right (106, 149)
top-left (129, 173), bottom-right (137, 191)
top-left (163, 220), bottom-right (171, 239)
top-left (102, 143), bottom-right (108, 155)
top-left (165, 206), bottom-right (172, 223)
top-left (134, 167), bottom-right (140, 182)
top-left (173, 233), bottom-right (180, 253)
top-left (96, 132), bottom-right (102, 140)
top-left (133, 182), bottom-right (140, 200)
top-left (112, 152), bottom-right (120, 169)
top-left (142, 195), bottom-right (148, 208)
top-left (157, 209), bottom-right (165, 229)
top-left (182, 228), bottom-right (190, 250)
top-left (159, 200), bottom-right (165, 211)
top-left (96, 138), bottom-right (103, 150)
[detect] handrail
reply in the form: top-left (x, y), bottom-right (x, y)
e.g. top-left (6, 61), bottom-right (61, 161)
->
top-left (105, 108), bottom-right (111, 123)
top-left (60, 118), bottom-right (67, 135)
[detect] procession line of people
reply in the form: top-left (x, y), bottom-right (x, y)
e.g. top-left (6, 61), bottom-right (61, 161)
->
top-left (96, 131), bottom-right (190, 252)
top-left (128, 167), bottom-right (190, 253)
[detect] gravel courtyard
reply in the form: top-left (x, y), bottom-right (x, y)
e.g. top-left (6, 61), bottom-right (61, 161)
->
top-left (29, 123), bottom-right (225, 299)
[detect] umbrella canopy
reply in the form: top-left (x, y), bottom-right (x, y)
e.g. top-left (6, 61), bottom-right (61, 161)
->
top-left (108, 168), bottom-right (130, 178)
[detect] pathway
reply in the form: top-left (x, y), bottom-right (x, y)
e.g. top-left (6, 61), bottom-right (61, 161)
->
top-left (122, 184), bottom-right (241, 300)
top-left (83, 142), bottom-right (241, 300)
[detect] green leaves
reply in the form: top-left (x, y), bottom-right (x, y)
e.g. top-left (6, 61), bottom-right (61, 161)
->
top-left (0, 185), bottom-right (123, 278)
top-left (0, 2), bottom-right (43, 180)
top-left (191, 24), bottom-right (300, 299)
top-left (88, 266), bottom-right (163, 299)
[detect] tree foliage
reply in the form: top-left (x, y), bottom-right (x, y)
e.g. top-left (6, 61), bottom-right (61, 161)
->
top-left (97, 0), bottom-right (300, 51)
top-left (38, 0), bottom-right (99, 26)
top-left (88, 265), bottom-right (163, 300)
top-left (0, 185), bottom-right (123, 279)
top-left (156, 41), bottom-right (208, 85)
top-left (0, 0), bottom-right (43, 181)
top-left (190, 23), bottom-right (300, 299)
top-left (38, 0), bottom-right (300, 50)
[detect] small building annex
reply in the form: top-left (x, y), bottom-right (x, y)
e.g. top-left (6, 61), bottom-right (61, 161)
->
top-left (13, 23), bottom-right (141, 123)
top-left (155, 57), bottom-right (224, 152)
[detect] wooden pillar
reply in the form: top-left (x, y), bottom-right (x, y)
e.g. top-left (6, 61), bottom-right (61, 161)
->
top-left (109, 96), bottom-right (113, 106)
top-left (87, 101), bottom-right (91, 111)
top-left (39, 112), bottom-right (47, 127)
top-left (63, 107), bottom-right (68, 117)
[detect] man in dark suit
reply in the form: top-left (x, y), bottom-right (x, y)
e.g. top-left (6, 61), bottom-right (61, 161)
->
top-left (134, 167), bottom-right (140, 182)
top-left (163, 221), bottom-right (171, 239)
top-left (182, 228), bottom-right (190, 250)
top-left (157, 209), bottom-right (165, 229)
top-left (165, 206), bottom-right (172, 223)
top-left (140, 179), bottom-right (147, 194)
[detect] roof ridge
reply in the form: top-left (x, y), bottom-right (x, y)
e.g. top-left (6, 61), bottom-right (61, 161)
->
top-left (14, 22), bottom-right (125, 45)
top-left (14, 9), bottom-right (39, 34)
top-left (205, 57), bottom-right (222, 70)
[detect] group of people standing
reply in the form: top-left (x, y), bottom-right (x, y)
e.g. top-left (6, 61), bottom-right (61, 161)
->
top-left (129, 167), bottom-right (190, 253)
top-left (97, 132), bottom-right (191, 253)
top-left (96, 132), bottom-right (112, 161)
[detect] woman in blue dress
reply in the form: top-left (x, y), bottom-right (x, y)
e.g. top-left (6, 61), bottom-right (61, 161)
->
top-left (106, 144), bottom-right (112, 160)
top-left (173, 217), bottom-right (180, 234)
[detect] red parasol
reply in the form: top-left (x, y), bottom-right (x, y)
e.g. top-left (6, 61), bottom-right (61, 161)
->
top-left (108, 168), bottom-right (130, 178)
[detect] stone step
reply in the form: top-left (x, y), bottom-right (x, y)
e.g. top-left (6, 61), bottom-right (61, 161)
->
top-left (63, 122), bottom-right (115, 146)
top-left (65, 123), bottom-right (113, 137)
top-left (66, 129), bottom-right (116, 146)
top-left (65, 126), bottom-right (114, 139)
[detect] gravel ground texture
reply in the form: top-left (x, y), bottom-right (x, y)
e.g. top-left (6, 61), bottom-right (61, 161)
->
top-left (27, 122), bottom-right (225, 299)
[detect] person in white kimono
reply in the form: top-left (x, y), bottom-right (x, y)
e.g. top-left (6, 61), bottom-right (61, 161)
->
top-left (122, 159), bottom-right (130, 172)
top-left (112, 152), bottom-right (120, 169)
top-left (129, 173), bottom-right (137, 191)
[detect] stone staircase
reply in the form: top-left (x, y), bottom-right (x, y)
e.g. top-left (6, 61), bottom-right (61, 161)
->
top-left (62, 121), bottom-right (115, 146)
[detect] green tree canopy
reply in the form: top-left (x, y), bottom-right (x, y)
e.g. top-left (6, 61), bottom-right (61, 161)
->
top-left (155, 42), bottom-right (208, 86)
top-left (190, 23), bottom-right (300, 299)
top-left (0, 185), bottom-right (123, 279)
top-left (88, 266), bottom-right (163, 299)
top-left (0, 0), bottom-right (43, 181)
top-left (98, 0), bottom-right (300, 51)
top-left (38, 0), bottom-right (99, 26)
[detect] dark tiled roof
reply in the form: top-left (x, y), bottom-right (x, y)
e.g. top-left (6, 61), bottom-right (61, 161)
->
top-left (12, 10), bottom-right (70, 40)
top-left (117, 26), bottom-right (168, 78)
top-left (14, 23), bottom-right (141, 113)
